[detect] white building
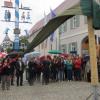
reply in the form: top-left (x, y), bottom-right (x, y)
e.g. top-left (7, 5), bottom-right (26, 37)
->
top-left (28, 0), bottom-right (100, 57)
top-left (1, 34), bottom-right (13, 51)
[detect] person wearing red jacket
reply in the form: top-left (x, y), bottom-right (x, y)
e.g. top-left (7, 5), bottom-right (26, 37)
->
top-left (74, 55), bottom-right (82, 81)
top-left (1, 58), bottom-right (12, 90)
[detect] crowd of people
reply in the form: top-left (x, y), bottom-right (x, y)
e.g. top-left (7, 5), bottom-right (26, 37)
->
top-left (25, 54), bottom-right (100, 85)
top-left (0, 54), bottom-right (100, 90)
top-left (0, 57), bottom-right (25, 90)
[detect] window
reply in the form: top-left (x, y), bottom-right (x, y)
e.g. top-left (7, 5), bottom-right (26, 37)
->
top-left (70, 15), bottom-right (80, 29)
top-left (59, 21), bottom-right (67, 34)
top-left (10, 44), bottom-right (12, 47)
top-left (68, 43), bottom-right (71, 53)
top-left (59, 24), bottom-right (64, 33)
top-left (68, 42), bottom-right (77, 54)
top-left (71, 42), bottom-right (77, 51)
top-left (41, 42), bottom-right (44, 49)
top-left (63, 21), bottom-right (67, 32)
top-left (62, 24), bottom-right (65, 33)
top-left (59, 26), bottom-right (62, 34)
top-left (61, 44), bottom-right (67, 53)
top-left (45, 39), bottom-right (48, 48)
top-left (75, 15), bottom-right (80, 27)
top-left (70, 18), bottom-right (73, 29)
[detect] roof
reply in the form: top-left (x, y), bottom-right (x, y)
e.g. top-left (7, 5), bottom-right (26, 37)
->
top-left (3, 34), bottom-right (12, 42)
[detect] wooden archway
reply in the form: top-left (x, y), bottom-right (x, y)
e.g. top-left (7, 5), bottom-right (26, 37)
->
top-left (81, 35), bottom-right (100, 57)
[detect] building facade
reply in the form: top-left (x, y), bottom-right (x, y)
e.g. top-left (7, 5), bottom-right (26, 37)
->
top-left (28, 1), bottom-right (100, 57)
top-left (59, 15), bottom-right (100, 56)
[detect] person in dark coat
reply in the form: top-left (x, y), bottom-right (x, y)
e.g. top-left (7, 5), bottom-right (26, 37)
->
top-left (10, 60), bottom-right (16, 85)
top-left (15, 57), bottom-right (25, 86)
top-left (42, 57), bottom-right (50, 85)
top-left (57, 57), bottom-right (64, 82)
top-left (28, 58), bottom-right (37, 86)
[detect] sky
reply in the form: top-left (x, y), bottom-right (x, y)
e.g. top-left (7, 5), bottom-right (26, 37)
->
top-left (0, 0), bottom-right (65, 44)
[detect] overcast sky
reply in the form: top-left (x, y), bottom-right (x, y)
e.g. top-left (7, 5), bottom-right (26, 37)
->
top-left (0, 0), bottom-right (64, 44)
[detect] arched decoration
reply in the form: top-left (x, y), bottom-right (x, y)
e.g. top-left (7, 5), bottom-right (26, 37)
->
top-left (81, 35), bottom-right (99, 57)
top-left (81, 36), bottom-right (88, 44)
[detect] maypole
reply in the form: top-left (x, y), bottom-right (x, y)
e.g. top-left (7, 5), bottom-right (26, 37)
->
top-left (1, 0), bottom-right (32, 52)
top-left (13, 0), bottom-right (20, 51)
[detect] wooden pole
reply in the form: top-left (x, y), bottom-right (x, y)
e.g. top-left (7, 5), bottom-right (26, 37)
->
top-left (87, 16), bottom-right (98, 85)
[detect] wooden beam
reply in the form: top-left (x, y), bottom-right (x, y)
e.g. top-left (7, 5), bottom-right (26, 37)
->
top-left (87, 16), bottom-right (99, 85)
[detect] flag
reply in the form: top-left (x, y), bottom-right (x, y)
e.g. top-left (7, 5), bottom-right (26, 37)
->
top-left (44, 11), bottom-right (48, 48)
top-left (50, 8), bottom-right (56, 42)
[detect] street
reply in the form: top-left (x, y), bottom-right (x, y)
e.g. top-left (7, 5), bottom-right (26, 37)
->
top-left (0, 81), bottom-right (99, 100)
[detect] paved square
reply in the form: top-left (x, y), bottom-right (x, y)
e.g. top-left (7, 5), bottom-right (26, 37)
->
top-left (0, 81), bottom-right (99, 100)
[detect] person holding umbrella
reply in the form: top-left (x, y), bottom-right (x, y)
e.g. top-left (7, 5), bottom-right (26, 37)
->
top-left (15, 57), bottom-right (25, 86)
top-left (42, 56), bottom-right (50, 85)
